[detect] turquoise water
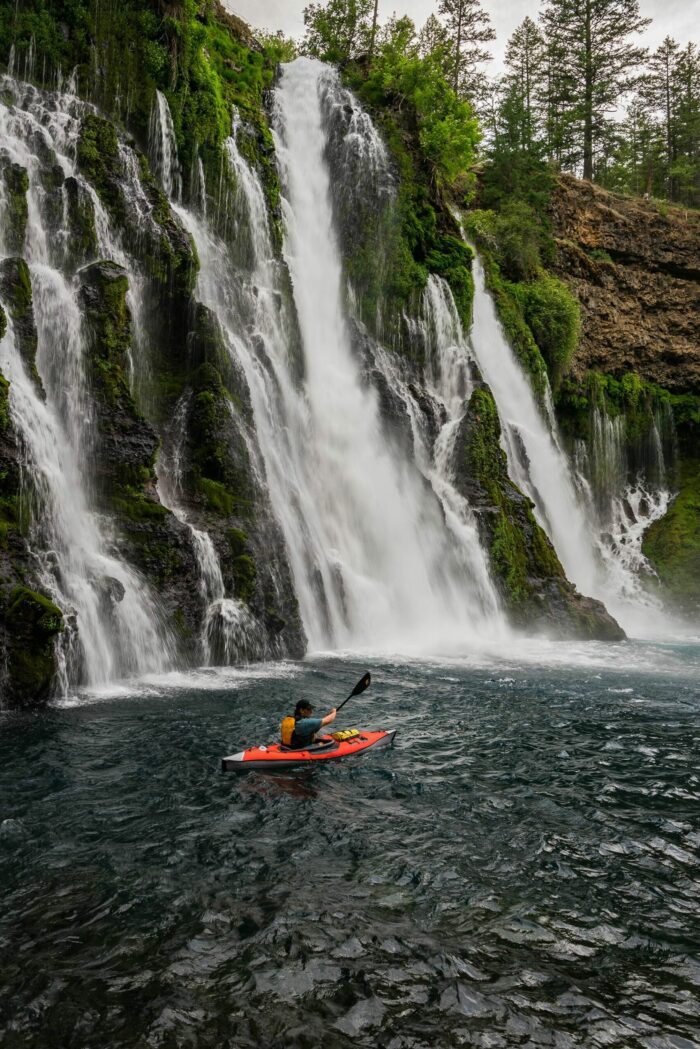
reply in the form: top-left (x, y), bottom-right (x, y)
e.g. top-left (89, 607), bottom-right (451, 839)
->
top-left (1, 640), bottom-right (699, 1048)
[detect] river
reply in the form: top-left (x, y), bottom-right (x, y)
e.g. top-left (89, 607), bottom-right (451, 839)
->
top-left (1, 640), bottom-right (699, 1047)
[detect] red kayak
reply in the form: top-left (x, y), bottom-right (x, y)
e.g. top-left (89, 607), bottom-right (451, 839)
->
top-left (221, 729), bottom-right (396, 772)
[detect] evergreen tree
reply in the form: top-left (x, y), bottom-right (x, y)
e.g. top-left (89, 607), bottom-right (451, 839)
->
top-left (672, 43), bottom-right (700, 205)
top-left (437, 0), bottom-right (495, 101)
top-left (642, 37), bottom-right (680, 197)
top-left (418, 14), bottom-right (450, 62)
top-left (504, 17), bottom-right (545, 148)
top-left (540, 0), bottom-right (650, 180)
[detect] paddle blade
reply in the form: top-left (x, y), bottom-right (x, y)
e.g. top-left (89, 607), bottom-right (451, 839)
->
top-left (350, 671), bottom-right (371, 698)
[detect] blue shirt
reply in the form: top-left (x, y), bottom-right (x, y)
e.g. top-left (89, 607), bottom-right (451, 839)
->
top-left (292, 717), bottom-right (323, 745)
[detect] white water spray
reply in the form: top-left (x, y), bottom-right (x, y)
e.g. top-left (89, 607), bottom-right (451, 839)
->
top-left (0, 76), bottom-right (172, 689)
top-left (148, 90), bottom-right (182, 201)
top-left (467, 253), bottom-right (672, 636)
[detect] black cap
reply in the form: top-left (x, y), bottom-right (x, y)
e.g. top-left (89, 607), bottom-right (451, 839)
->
top-left (294, 700), bottom-right (314, 717)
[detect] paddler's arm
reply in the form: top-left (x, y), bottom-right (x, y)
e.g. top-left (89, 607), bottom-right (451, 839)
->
top-left (321, 708), bottom-right (337, 727)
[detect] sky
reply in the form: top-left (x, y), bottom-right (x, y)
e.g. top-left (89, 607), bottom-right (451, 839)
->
top-left (226, 0), bottom-right (697, 75)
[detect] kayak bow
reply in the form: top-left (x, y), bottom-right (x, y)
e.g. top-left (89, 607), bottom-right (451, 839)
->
top-left (222, 728), bottom-right (396, 772)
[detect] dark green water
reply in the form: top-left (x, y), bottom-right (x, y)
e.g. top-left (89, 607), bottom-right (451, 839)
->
top-left (1, 641), bottom-right (699, 1048)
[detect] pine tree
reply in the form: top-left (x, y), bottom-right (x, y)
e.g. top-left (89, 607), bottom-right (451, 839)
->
top-left (540, 0), bottom-right (650, 180)
top-left (437, 0), bottom-right (495, 101)
top-left (418, 14), bottom-right (450, 61)
top-left (504, 17), bottom-right (545, 148)
top-left (672, 43), bottom-right (700, 205)
top-left (642, 37), bottom-right (680, 197)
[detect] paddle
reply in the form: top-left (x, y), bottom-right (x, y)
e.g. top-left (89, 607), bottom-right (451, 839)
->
top-left (336, 671), bottom-right (371, 713)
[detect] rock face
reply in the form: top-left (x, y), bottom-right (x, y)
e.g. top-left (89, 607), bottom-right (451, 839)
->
top-left (549, 175), bottom-right (700, 393)
top-left (453, 385), bottom-right (625, 641)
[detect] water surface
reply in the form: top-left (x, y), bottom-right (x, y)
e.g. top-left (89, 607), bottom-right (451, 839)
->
top-left (1, 642), bottom-right (699, 1047)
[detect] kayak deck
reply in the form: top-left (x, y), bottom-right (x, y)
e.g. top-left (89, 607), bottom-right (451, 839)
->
top-left (222, 729), bottom-right (396, 772)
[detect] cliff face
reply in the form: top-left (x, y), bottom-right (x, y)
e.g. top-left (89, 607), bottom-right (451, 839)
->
top-left (549, 175), bottom-right (700, 394)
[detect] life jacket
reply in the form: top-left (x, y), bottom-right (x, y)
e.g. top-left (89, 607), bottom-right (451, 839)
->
top-left (280, 716), bottom-right (296, 746)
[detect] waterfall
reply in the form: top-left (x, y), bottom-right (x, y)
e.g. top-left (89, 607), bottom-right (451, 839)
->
top-left (169, 59), bottom-right (507, 654)
top-left (0, 75), bottom-right (173, 690)
top-left (466, 254), bottom-right (671, 636)
top-left (148, 90), bottom-right (182, 201)
top-left (156, 395), bottom-right (260, 664)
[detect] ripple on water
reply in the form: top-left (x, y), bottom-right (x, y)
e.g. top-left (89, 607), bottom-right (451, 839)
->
top-left (0, 646), bottom-right (699, 1047)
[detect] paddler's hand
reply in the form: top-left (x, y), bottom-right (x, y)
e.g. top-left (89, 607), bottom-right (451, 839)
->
top-left (321, 708), bottom-right (337, 726)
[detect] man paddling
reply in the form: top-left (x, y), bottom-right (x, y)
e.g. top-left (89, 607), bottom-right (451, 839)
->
top-left (281, 701), bottom-right (337, 748)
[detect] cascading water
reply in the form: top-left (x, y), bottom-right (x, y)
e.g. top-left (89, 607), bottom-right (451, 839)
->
top-left (466, 253), bottom-right (673, 636)
top-left (575, 405), bottom-right (672, 597)
top-left (0, 75), bottom-right (172, 689)
top-left (270, 58), bottom-right (508, 651)
top-left (171, 58), bottom-right (507, 654)
top-left (148, 89), bottom-right (182, 201)
top-left (156, 395), bottom-right (260, 664)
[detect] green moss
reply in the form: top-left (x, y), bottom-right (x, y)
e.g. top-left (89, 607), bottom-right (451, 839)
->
top-left (0, 257), bottom-right (41, 390)
top-left (77, 114), bottom-right (124, 224)
top-left (461, 386), bottom-right (564, 605)
top-left (79, 262), bottom-right (131, 408)
top-left (3, 585), bottom-right (63, 703)
top-left (642, 459), bottom-right (700, 611)
top-left (226, 527), bottom-right (257, 602)
top-left (64, 177), bottom-right (98, 271)
top-left (463, 224), bottom-right (549, 402)
top-left (199, 477), bottom-right (234, 516)
top-left (0, 369), bottom-right (9, 434)
top-left (111, 489), bottom-right (170, 522)
top-left (2, 163), bottom-right (29, 254)
top-left (510, 275), bottom-right (580, 391)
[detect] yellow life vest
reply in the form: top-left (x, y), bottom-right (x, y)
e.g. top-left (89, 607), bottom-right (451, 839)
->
top-left (280, 716), bottom-right (296, 746)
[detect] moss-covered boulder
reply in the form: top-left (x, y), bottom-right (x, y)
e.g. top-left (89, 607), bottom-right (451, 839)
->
top-left (454, 385), bottom-right (624, 639)
top-left (0, 585), bottom-right (63, 707)
top-left (0, 257), bottom-right (42, 395)
top-left (63, 176), bottom-right (98, 273)
top-left (642, 459), bottom-right (700, 617)
top-left (1, 162), bottom-right (29, 254)
top-left (77, 114), bottom-right (125, 225)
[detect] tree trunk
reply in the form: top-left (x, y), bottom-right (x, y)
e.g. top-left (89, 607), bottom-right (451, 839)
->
top-left (368, 0), bottom-right (379, 66)
top-left (582, 0), bottom-right (594, 180)
top-left (453, 6), bottom-right (463, 94)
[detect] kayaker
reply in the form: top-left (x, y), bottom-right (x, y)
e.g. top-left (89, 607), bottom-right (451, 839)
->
top-left (281, 701), bottom-right (337, 747)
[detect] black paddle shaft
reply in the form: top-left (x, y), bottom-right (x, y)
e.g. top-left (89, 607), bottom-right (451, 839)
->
top-left (336, 671), bottom-right (371, 713)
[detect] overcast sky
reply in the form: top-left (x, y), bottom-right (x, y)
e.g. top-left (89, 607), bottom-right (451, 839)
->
top-left (226, 0), bottom-right (697, 74)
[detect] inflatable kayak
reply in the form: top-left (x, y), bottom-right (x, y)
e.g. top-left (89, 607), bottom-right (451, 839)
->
top-left (222, 728), bottom-right (396, 772)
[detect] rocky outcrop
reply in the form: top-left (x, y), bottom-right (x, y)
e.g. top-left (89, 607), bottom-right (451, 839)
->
top-left (549, 175), bottom-right (700, 393)
top-left (453, 385), bottom-right (625, 640)
top-left (1, 161), bottom-right (29, 254)
top-left (78, 260), bottom-right (204, 647)
top-left (0, 257), bottom-right (42, 394)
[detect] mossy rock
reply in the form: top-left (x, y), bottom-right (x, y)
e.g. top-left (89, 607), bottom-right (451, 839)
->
top-left (0, 259), bottom-right (42, 396)
top-left (79, 259), bottom-right (132, 401)
top-left (642, 459), bottom-right (700, 615)
top-left (77, 114), bottom-right (125, 225)
top-left (226, 527), bottom-right (257, 603)
top-left (1, 585), bottom-right (63, 707)
top-left (0, 257), bottom-right (42, 394)
top-left (187, 363), bottom-right (254, 516)
top-left (2, 163), bottom-right (29, 254)
top-left (64, 176), bottom-right (98, 272)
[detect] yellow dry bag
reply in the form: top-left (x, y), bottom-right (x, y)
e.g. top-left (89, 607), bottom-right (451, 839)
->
top-left (280, 716), bottom-right (296, 746)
